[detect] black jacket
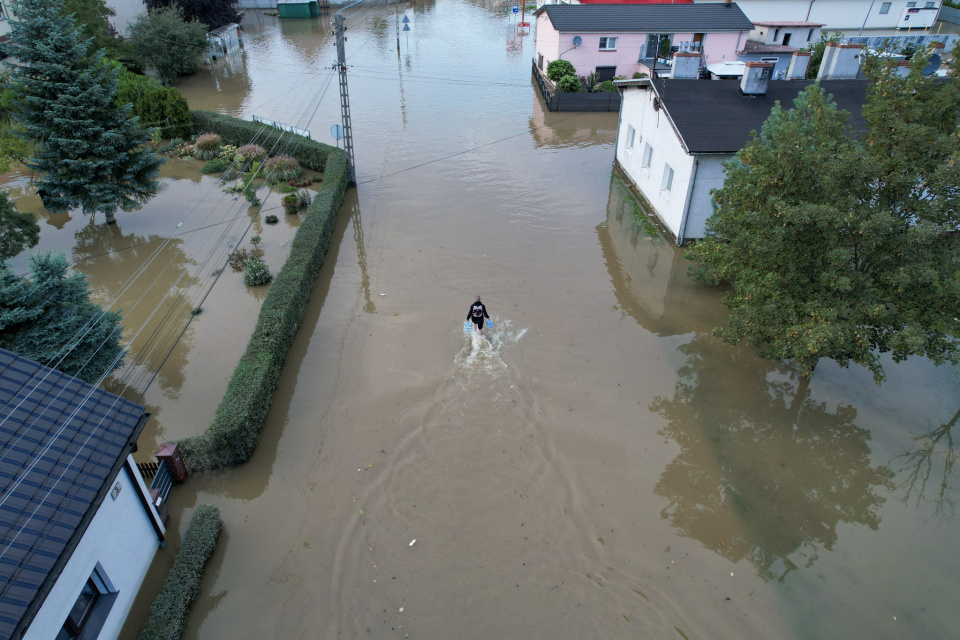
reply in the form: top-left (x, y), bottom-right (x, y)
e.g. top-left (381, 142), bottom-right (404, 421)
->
top-left (467, 302), bottom-right (489, 321)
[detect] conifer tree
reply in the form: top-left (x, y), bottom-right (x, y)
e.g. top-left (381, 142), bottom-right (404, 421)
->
top-left (686, 49), bottom-right (960, 384)
top-left (7, 0), bottom-right (163, 224)
top-left (0, 192), bottom-right (40, 261)
top-left (0, 253), bottom-right (124, 383)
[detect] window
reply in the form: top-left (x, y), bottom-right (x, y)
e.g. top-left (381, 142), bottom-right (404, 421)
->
top-left (641, 143), bottom-right (653, 169)
top-left (879, 2), bottom-right (891, 13)
top-left (925, 1), bottom-right (935, 6)
top-left (56, 566), bottom-right (116, 640)
top-left (907, 1), bottom-right (917, 6)
top-left (625, 125), bottom-right (636, 149)
top-left (773, 28), bottom-right (780, 41)
top-left (808, 28), bottom-right (814, 41)
top-left (661, 164), bottom-right (674, 192)
top-left (599, 37), bottom-right (617, 51)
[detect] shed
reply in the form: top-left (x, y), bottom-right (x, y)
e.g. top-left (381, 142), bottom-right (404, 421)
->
top-left (207, 22), bottom-right (241, 58)
top-left (278, 0), bottom-right (320, 19)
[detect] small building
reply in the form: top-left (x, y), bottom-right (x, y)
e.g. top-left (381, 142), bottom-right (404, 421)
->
top-left (278, 0), bottom-right (322, 20)
top-left (0, 348), bottom-right (165, 640)
top-left (207, 22), bottom-right (242, 59)
top-left (692, 0), bottom-right (942, 36)
top-left (737, 21), bottom-right (824, 78)
top-left (613, 46), bottom-right (869, 245)
top-left (533, 3), bottom-right (754, 83)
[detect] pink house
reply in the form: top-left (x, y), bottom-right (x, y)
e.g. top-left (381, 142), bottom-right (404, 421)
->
top-left (534, 3), bottom-right (754, 82)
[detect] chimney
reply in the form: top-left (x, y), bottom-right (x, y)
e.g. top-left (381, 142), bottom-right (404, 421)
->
top-left (818, 42), bottom-right (863, 80)
top-left (740, 61), bottom-right (774, 95)
top-left (672, 51), bottom-right (700, 79)
top-left (724, 0), bottom-right (732, 5)
top-left (787, 50), bottom-right (811, 79)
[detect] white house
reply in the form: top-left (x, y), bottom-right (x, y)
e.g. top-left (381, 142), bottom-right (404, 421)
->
top-left (613, 46), bottom-right (870, 245)
top-left (693, 0), bottom-right (942, 35)
top-left (0, 348), bottom-right (165, 640)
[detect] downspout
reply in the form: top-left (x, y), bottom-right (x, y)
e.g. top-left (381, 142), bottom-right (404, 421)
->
top-left (677, 154), bottom-right (699, 246)
top-left (806, 0), bottom-right (817, 21)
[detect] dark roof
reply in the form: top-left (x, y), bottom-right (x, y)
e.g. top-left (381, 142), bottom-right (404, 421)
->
top-left (536, 3), bottom-right (754, 33)
top-left (752, 21), bottom-right (824, 27)
top-left (648, 79), bottom-right (869, 153)
top-left (0, 349), bottom-right (147, 639)
top-left (939, 5), bottom-right (960, 25)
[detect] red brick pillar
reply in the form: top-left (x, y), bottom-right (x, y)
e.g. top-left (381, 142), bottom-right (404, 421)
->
top-left (156, 442), bottom-right (188, 483)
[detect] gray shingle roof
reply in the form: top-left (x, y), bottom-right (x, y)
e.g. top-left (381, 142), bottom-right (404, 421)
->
top-left (0, 348), bottom-right (147, 639)
top-left (648, 79), bottom-right (869, 153)
top-left (536, 3), bottom-right (755, 33)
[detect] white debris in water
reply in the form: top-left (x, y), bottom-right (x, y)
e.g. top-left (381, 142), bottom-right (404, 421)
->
top-left (380, 293), bottom-right (386, 296)
top-left (409, 539), bottom-right (416, 546)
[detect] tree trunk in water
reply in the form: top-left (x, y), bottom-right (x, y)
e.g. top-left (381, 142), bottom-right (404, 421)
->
top-left (104, 209), bottom-right (117, 225)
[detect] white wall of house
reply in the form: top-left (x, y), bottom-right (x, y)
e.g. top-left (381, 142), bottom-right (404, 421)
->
top-left (22, 457), bottom-right (162, 640)
top-left (535, 12), bottom-right (561, 70)
top-left (616, 85), bottom-right (695, 243)
top-left (684, 154), bottom-right (730, 240)
top-left (749, 25), bottom-right (823, 47)
top-left (695, 0), bottom-right (942, 33)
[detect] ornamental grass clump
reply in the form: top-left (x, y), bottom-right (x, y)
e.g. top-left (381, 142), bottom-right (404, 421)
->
top-left (235, 143), bottom-right (267, 170)
top-left (192, 133), bottom-right (222, 160)
top-left (264, 154), bottom-right (302, 182)
top-left (137, 505), bottom-right (222, 640)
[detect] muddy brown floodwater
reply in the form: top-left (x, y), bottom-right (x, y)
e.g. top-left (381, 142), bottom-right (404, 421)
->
top-left (5, 1), bottom-right (958, 638)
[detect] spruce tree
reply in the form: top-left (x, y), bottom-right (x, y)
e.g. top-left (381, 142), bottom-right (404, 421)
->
top-left (7, 0), bottom-right (163, 224)
top-left (0, 253), bottom-right (124, 383)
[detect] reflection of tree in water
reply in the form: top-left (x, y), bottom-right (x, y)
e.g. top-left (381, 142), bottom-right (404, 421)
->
top-left (894, 405), bottom-right (959, 518)
top-left (650, 335), bottom-right (894, 581)
top-left (72, 221), bottom-right (198, 395)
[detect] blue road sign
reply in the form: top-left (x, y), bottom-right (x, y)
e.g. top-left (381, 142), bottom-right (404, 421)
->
top-left (512, 4), bottom-right (519, 12)
top-left (330, 124), bottom-right (343, 141)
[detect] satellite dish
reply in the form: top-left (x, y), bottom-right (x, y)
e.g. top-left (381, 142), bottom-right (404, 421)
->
top-left (923, 53), bottom-right (942, 76)
top-left (573, 36), bottom-right (582, 46)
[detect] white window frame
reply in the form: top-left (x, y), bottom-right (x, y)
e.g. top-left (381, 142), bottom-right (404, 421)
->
top-left (599, 37), bottom-right (618, 51)
top-left (625, 125), bottom-right (636, 150)
top-left (879, 2), bottom-right (891, 14)
top-left (661, 164), bottom-right (674, 193)
top-left (641, 142), bottom-right (653, 170)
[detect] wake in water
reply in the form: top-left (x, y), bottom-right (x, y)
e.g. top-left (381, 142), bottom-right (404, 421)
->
top-left (455, 316), bottom-right (527, 381)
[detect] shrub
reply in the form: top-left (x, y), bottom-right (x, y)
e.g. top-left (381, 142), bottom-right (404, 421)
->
top-left (178, 110), bottom-right (349, 472)
top-left (264, 154), bottom-right (302, 182)
top-left (632, 72), bottom-right (648, 79)
top-left (243, 258), bottom-right (272, 286)
top-left (235, 143), bottom-right (267, 169)
top-left (557, 75), bottom-right (581, 92)
top-left (218, 144), bottom-right (237, 162)
top-left (156, 137), bottom-right (184, 154)
top-left (192, 133), bottom-right (221, 160)
top-left (296, 189), bottom-right (311, 211)
top-left (228, 247), bottom-right (249, 272)
top-left (546, 59), bottom-right (576, 82)
top-left (281, 193), bottom-right (299, 215)
top-left (200, 157), bottom-right (229, 174)
top-left (264, 214), bottom-right (279, 224)
top-left (114, 66), bottom-right (192, 139)
top-left (599, 80), bottom-right (616, 92)
top-left (137, 504), bottom-right (222, 640)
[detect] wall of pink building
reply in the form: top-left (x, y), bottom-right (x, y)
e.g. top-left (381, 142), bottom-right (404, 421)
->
top-left (535, 21), bottom-right (747, 78)
top-left (535, 13), bottom-right (561, 69)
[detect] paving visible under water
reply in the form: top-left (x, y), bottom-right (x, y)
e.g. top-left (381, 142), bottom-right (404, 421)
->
top-left (6, 2), bottom-right (958, 638)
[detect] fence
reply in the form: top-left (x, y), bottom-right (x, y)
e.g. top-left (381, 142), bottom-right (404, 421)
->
top-left (532, 60), bottom-right (622, 112)
top-left (841, 33), bottom-right (958, 52)
top-left (137, 461), bottom-right (160, 480)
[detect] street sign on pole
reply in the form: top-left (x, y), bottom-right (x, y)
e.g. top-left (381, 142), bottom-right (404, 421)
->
top-left (512, 4), bottom-right (518, 12)
top-left (330, 124), bottom-right (343, 147)
top-left (403, 24), bottom-right (410, 31)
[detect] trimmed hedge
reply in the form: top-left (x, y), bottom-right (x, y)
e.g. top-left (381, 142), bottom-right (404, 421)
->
top-left (138, 504), bottom-right (222, 640)
top-left (179, 111), bottom-right (349, 471)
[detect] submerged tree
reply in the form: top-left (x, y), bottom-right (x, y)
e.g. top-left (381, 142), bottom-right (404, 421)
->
top-left (7, 0), bottom-right (163, 224)
top-left (146, 0), bottom-right (242, 30)
top-left (686, 49), bottom-right (960, 384)
top-left (0, 253), bottom-right (124, 383)
top-left (128, 6), bottom-right (208, 85)
top-left (0, 192), bottom-right (40, 261)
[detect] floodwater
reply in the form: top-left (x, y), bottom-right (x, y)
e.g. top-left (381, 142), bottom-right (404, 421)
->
top-left (6, 1), bottom-right (958, 638)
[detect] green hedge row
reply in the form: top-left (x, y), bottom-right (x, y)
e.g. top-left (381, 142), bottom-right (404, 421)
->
top-left (138, 504), bottom-right (222, 640)
top-left (178, 111), bottom-right (349, 471)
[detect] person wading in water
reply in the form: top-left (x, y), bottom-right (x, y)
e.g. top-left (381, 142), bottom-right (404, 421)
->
top-left (467, 296), bottom-right (489, 337)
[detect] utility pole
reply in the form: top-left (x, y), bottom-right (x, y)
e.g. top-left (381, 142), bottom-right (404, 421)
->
top-left (334, 12), bottom-right (356, 185)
